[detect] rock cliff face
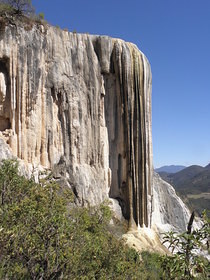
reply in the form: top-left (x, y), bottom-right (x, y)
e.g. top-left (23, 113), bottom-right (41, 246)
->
top-left (0, 22), bottom-right (152, 229)
top-left (152, 172), bottom-right (194, 233)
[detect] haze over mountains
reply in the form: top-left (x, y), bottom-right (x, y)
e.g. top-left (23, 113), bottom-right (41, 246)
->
top-left (156, 164), bottom-right (210, 216)
top-left (155, 165), bottom-right (186, 173)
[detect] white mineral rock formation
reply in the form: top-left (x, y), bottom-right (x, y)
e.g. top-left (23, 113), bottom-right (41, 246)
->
top-left (152, 172), bottom-right (192, 233)
top-left (0, 137), bottom-right (13, 161)
top-left (0, 22), bottom-right (152, 229)
top-left (0, 21), bottom-right (196, 243)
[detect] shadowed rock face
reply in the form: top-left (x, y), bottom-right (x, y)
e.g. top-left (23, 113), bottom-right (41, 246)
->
top-left (0, 23), bottom-right (152, 228)
top-left (102, 39), bottom-right (153, 227)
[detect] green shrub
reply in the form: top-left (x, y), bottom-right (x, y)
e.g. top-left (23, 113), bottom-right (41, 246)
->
top-left (0, 0), bottom-right (34, 16)
top-left (159, 211), bottom-right (210, 279)
top-left (0, 159), bottom-right (164, 279)
top-left (0, 160), bottom-right (75, 279)
top-left (0, 2), bottom-right (14, 15)
top-left (38, 12), bottom-right (44, 20)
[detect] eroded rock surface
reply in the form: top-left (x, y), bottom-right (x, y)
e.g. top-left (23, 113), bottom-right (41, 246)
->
top-left (152, 172), bottom-right (200, 233)
top-left (0, 23), bottom-right (152, 228)
top-left (0, 137), bottom-right (13, 161)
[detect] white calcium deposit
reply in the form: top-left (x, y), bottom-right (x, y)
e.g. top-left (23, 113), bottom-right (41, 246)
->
top-left (0, 21), bottom-right (203, 254)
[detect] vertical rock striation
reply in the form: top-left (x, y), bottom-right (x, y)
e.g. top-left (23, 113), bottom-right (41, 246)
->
top-left (101, 38), bottom-right (152, 228)
top-left (0, 23), bottom-right (152, 228)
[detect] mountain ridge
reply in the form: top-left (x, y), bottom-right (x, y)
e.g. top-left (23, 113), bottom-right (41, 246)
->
top-left (157, 164), bottom-right (210, 216)
top-left (155, 165), bottom-right (186, 173)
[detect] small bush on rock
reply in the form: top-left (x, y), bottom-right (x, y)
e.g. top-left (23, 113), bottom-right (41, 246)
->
top-left (0, 0), bottom-right (34, 16)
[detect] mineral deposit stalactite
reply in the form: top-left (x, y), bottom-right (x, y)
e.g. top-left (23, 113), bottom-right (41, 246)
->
top-left (104, 39), bottom-right (152, 228)
top-left (0, 24), bottom-right (152, 228)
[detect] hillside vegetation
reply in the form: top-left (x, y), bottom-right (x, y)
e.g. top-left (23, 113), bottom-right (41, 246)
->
top-left (0, 161), bottom-right (209, 279)
top-left (0, 159), bottom-right (165, 279)
top-left (158, 164), bottom-right (210, 216)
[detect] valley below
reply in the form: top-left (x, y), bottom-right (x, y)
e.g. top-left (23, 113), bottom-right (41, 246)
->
top-left (157, 164), bottom-right (210, 217)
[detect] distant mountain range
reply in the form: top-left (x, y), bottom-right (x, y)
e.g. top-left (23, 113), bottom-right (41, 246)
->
top-left (156, 164), bottom-right (210, 216)
top-left (155, 165), bottom-right (186, 173)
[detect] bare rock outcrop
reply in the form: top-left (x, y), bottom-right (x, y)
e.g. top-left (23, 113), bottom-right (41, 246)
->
top-left (0, 23), bottom-right (152, 229)
top-left (0, 137), bottom-right (13, 161)
top-left (152, 172), bottom-right (201, 233)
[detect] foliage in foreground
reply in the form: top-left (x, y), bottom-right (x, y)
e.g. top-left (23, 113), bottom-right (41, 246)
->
top-left (160, 211), bottom-right (210, 279)
top-left (0, 159), bottom-right (163, 279)
top-left (1, 159), bottom-right (209, 279)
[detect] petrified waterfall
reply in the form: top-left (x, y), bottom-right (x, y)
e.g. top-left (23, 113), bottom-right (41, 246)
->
top-left (0, 23), bottom-right (152, 228)
top-left (103, 40), bottom-right (152, 227)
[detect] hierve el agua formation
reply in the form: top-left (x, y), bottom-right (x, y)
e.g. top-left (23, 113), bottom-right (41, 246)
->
top-left (0, 23), bottom-right (152, 229)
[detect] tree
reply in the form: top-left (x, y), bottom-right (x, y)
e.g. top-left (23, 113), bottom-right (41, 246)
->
top-left (0, 0), bottom-right (35, 16)
top-left (0, 1), bottom-right (13, 15)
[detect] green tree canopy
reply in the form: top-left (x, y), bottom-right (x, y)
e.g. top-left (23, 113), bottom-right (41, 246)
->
top-left (0, 0), bottom-right (34, 16)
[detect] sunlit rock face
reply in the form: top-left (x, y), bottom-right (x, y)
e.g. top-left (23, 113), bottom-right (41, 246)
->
top-left (152, 172), bottom-right (197, 233)
top-left (0, 137), bottom-right (13, 161)
top-left (0, 23), bottom-right (152, 228)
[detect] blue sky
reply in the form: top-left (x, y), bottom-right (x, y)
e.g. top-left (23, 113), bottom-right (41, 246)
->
top-left (33, 0), bottom-right (210, 168)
